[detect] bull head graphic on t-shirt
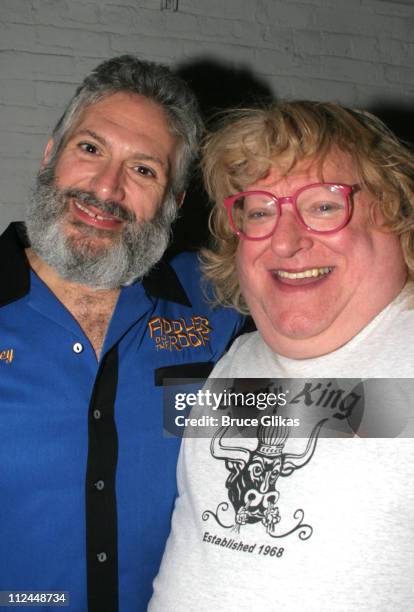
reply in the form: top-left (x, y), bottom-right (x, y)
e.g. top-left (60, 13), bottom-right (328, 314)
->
top-left (203, 418), bottom-right (326, 540)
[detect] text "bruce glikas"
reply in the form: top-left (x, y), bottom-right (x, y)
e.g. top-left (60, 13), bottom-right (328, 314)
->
top-left (174, 389), bottom-right (287, 411)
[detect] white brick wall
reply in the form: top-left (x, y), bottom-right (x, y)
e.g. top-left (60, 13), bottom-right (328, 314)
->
top-left (1, 0), bottom-right (413, 230)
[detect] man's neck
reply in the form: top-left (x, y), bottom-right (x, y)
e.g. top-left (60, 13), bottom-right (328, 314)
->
top-left (26, 248), bottom-right (120, 359)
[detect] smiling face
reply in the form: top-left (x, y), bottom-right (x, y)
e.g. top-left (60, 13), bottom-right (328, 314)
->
top-left (26, 91), bottom-right (181, 288)
top-left (236, 150), bottom-right (407, 358)
top-left (48, 91), bottom-right (179, 250)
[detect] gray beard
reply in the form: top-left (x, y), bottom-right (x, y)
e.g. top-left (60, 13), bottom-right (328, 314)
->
top-left (25, 166), bottom-right (178, 289)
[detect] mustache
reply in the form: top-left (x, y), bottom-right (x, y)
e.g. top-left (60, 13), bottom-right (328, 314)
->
top-left (65, 189), bottom-right (136, 223)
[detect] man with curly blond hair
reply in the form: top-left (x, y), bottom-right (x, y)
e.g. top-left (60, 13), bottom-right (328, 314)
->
top-left (150, 101), bottom-right (414, 611)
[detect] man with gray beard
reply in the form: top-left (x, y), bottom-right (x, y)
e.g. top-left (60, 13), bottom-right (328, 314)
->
top-left (0, 55), bottom-right (243, 612)
top-left (27, 161), bottom-right (178, 290)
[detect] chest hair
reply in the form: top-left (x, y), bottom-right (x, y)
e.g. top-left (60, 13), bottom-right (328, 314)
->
top-left (64, 291), bottom-right (119, 358)
top-left (25, 248), bottom-right (119, 358)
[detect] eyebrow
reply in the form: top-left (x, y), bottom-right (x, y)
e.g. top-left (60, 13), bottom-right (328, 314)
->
top-left (73, 129), bottom-right (167, 169)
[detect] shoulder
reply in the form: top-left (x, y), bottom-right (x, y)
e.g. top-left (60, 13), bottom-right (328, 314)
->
top-left (168, 252), bottom-right (206, 302)
top-left (157, 252), bottom-right (246, 358)
top-left (168, 251), bottom-right (203, 297)
top-left (168, 251), bottom-right (242, 326)
top-left (168, 250), bottom-right (199, 270)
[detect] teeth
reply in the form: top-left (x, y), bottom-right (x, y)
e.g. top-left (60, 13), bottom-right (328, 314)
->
top-left (276, 267), bottom-right (332, 280)
top-left (74, 200), bottom-right (115, 221)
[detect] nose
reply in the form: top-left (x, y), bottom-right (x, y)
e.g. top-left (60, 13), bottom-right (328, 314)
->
top-left (269, 204), bottom-right (314, 258)
top-left (259, 470), bottom-right (273, 494)
top-left (89, 160), bottom-right (126, 202)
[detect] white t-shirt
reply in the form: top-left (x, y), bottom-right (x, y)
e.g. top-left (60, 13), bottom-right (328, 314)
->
top-left (149, 286), bottom-right (414, 612)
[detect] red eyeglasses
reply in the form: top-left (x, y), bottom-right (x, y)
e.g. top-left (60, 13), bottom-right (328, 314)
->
top-left (224, 182), bottom-right (360, 240)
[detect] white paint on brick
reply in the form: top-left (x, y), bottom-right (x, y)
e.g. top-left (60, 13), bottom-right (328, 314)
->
top-left (34, 82), bottom-right (79, 108)
top-left (0, 80), bottom-right (36, 106)
top-left (256, 0), bottom-right (315, 29)
top-left (0, 0), bottom-right (413, 231)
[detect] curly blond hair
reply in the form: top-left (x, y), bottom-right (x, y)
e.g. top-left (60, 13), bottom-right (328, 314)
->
top-left (201, 101), bottom-right (414, 312)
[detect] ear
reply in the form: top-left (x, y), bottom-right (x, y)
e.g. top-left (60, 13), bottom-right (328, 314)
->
top-left (368, 197), bottom-right (386, 228)
top-left (41, 138), bottom-right (55, 170)
top-left (176, 191), bottom-right (186, 208)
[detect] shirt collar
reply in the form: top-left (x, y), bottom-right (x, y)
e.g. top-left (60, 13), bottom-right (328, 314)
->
top-left (0, 222), bottom-right (191, 308)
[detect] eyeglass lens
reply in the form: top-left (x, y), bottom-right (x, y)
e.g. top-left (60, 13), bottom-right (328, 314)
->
top-left (232, 185), bottom-right (348, 237)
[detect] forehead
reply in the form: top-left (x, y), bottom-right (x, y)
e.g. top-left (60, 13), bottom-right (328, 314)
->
top-left (248, 148), bottom-right (358, 192)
